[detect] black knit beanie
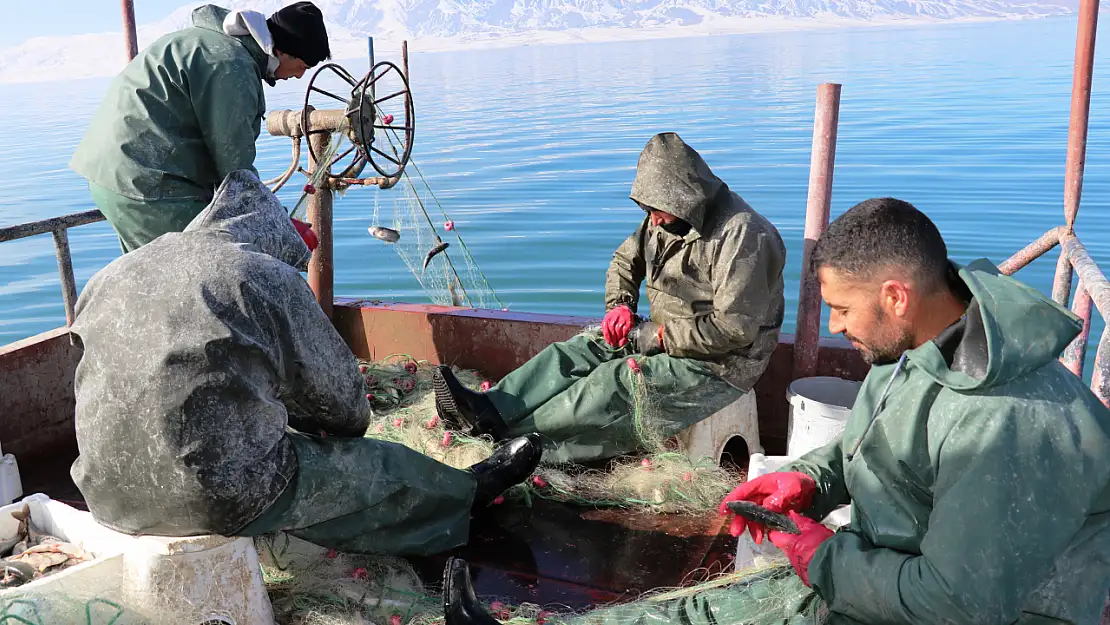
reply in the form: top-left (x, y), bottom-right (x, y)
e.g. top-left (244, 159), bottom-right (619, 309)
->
top-left (267, 2), bottom-right (331, 67)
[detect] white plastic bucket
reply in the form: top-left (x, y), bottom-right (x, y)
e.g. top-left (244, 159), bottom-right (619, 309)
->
top-left (786, 376), bottom-right (863, 457)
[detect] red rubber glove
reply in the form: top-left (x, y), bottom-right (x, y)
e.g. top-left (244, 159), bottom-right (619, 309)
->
top-left (291, 218), bottom-right (318, 252)
top-left (768, 511), bottom-right (834, 587)
top-left (601, 305), bottom-right (634, 347)
top-left (718, 471), bottom-right (817, 544)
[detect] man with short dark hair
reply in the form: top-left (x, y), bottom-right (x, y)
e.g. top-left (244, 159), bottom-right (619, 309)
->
top-left (443, 197), bottom-right (1110, 624)
top-left (70, 2), bottom-right (330, 252)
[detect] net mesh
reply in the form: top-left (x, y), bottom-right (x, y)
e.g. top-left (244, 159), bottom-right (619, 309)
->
top-left (259, 353), bottom-right (821, 624)
top-left (260, 534), bottom-right (822, 625)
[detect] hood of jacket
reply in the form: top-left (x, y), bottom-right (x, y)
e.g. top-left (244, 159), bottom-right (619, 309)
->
top-left (183, 169), bottom-right (311, 272)
top-left (628, 132), bottom-right (724, 234)
top-left (909, 258), bottom-right (1082, 391)
top-left (192, 4), bottom-right (270, 77)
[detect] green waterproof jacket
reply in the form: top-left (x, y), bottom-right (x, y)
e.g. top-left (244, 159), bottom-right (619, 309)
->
top-left (786, 260), bottom-right (1110, 624)
top-left (605, 133), bottom-right (787, 391)
top-left (70, 5), bottom-right (267, 204)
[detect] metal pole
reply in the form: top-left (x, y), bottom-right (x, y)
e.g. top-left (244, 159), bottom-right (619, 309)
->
top-left (1062, 280), bottom-right (1092, 377)
top-left (403, 40), bottom-right (410, 115)
top-left (368, 37), bottom-right (376, 101)
top-left (1052, 0), bottom-right (1099, 306)
top-left (307, 133), bottom-right (334, 319)
top-left (1093, 334), bottom-right (1110, 409)
top-left (121, 0), bottom-right (138, 61)
top-left (792, 83), bottom-right (842, 381)
top-left (51, 230), bottom-right (79, 326)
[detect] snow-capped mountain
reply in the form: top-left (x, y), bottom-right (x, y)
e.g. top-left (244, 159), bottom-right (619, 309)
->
top-left (156, 0), bottom-right (1072, 39)
top-left (0, 1), bottom-right (1075, 84)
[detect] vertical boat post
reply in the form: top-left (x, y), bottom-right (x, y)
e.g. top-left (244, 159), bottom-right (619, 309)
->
top-left (306, 118), bottom-right (335, 319)
top-left (792, 83), bottom-right (842, 380)
top-left (1057, 0), bottom-right (1100, 376)
top-left (121, 0), bottom-right (138, 61)
top-left (1053, 0), bottom-right (1098, 306)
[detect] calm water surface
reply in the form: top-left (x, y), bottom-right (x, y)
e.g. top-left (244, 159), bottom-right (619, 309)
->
top-left (2, 16), bottom-right (1108, 373)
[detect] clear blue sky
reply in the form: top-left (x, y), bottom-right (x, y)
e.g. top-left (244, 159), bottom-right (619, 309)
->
top-left (0, 0), bottom-right (185, 48)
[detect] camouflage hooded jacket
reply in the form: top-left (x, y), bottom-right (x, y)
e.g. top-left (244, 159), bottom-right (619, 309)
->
top-left (69, 170), bottom-right (372, 536)
top-left (604, 133), bottom-right (787, 390)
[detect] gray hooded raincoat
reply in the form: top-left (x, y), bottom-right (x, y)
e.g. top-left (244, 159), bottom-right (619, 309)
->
top-left (70, 171), bottom-right (475, 555)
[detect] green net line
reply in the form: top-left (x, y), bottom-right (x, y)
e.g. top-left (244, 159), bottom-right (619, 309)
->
top-left (377, 111), bottom-right (506, 310)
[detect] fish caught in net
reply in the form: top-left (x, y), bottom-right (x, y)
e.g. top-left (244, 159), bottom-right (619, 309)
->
top-left (363, 160), bottom-right (504, 310)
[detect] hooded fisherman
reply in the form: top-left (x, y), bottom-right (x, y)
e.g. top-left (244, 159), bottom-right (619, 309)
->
top-left (69, 2), bottom-right (328, 253)
top-left (68, 170), bottom-right (543, 556)
top-left (443, 197), bottom-right (1110, 625)
top-left (431, 132), bottom-right (787, 464)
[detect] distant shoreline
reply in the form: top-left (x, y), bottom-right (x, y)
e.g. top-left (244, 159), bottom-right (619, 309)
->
top-left (0, 13), bottom-right (1066, 86)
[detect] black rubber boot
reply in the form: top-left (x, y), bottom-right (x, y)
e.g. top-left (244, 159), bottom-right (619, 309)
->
top-left (466, 434), bottom-right (543, 510)
top-left (443, 557), bottom-right (501, 625)
top-left (433, 365), bottom-right (509, 439)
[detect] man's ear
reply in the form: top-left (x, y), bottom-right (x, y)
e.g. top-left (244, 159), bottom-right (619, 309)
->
top-left (879, 279), bottom-right (912, 319)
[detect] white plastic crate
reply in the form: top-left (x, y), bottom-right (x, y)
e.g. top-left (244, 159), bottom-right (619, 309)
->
top-left (0, 494), bottom-right (274, 625)
top-left (0, 493), bottom-right (130, 622)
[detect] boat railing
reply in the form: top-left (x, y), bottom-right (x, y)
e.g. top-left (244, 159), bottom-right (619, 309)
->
top-left (0, 210), bottom-right (106, 328)
top-left (1000, 228), bottom-right (1110, 404)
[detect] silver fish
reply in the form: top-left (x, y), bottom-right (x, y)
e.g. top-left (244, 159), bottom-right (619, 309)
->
top-left (368, 226), bottom-right (400, 243)
top-left (422, 241), bottom-right (450, 273)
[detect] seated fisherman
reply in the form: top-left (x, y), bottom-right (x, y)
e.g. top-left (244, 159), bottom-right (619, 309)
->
top-left (432, 132), bottom-right (788, 464)
top-left (69, 170), bottom-right (542, 557)
top-left (442, 197), bottom-right (1110, 624)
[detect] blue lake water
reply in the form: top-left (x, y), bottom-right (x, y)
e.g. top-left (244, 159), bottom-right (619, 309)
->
top-left (2, 16), bottom-right (1108, 374)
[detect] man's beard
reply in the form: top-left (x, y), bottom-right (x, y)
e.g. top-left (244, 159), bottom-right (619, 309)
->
top-left (845, 308), bottom-right (915, 366)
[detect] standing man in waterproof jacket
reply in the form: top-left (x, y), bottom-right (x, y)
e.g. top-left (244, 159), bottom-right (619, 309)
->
top-left (431, 132), bottom-right (787, 464)
top-left (443, 198), bottom-right (1110, 625)
top-left (70, 2), bottom-right (329, 252)
top-left (69, 170), bottom-right (543, 556)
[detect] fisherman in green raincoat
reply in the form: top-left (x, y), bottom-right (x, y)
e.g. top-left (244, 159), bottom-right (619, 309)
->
top-left (70, 2), bottom-right (330, 252)
top-left (443, 198), bottom-right (1110, 624)
top-left (431, 132), bottom-right (788, 464)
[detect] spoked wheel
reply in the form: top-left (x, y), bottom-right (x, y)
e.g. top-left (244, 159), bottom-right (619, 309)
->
top-left (352, 61), bottom-right (415, 178)
top-left (302, 63), bottom-right (369, 179)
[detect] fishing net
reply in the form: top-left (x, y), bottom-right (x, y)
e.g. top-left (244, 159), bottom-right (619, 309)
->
top-left (363, 145), bottom-right (504, 310)
top-left (261, 345), bottom-right (820, 624)
top-left (355, 344), bottom-right (742, 514)
top-left (259, 534), bottom-right (822, 625)
top-left (0, 593), bottom-right (134, 625)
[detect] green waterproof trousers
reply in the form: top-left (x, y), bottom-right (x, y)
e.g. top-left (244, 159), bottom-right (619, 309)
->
top-left (555, 566), bottom-right (825, 625)
top-left (239, 433), bottom-right (476, 557)
top-left (487, 332), bottom-right (745, 464)
top-left (88, 181), bottom-right (210, 253)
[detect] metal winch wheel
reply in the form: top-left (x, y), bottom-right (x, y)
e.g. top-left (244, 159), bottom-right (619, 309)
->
top-left (301, 61), bottom-right (415, 180)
